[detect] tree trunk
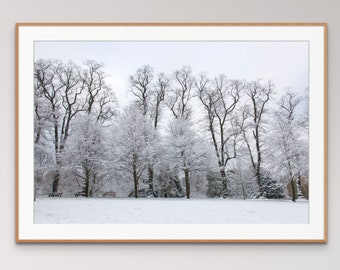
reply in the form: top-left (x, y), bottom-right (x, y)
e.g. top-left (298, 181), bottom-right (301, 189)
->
top-left (220, 167), bottom-right (228, 199)
top-left (184, 169), bottom-right (190, 199)
top-left (132, 153), bottom-right (139, 198)
top-left (89, 174), bottom-right (96, 197)
top-left (296, 173), bottom-right (304, 199)
top-left (133, 172), bottom-right (138, 198)
top-left (52, 113), bottom-right (60, 193)
top-left (241, 182), bottom-right (246, 200)
top-left (254, 126), bottom-right (263, 196)
top-left (35, 126), bottom-right (42, 144)
top-left (85, 168), bottom-right (90, 197)
top-left (52, 169), bottom-right (60, 193)
top-left (255, 165), bottom-right (262, 196)
top-left (133, 170), bottom-right (138, 199)
top-left (290, 179), bottom-right (296, 202)
top-left (148, 165), bottom-right (154, 197)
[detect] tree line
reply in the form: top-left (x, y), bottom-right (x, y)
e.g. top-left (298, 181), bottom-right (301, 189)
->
top-left (34, 59), bottom-right (309, 201)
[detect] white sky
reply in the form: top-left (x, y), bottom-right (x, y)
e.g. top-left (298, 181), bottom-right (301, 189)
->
top-left (34, 41), bottom-right (309, 108)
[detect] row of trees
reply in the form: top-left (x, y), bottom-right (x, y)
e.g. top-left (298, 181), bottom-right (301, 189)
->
top-left (34, 59), bottom-right (116, 197)
top-left (34, 60), bottom-right (309, 201)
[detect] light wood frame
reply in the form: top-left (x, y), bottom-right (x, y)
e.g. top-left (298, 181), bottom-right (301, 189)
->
top-left (16, 23), bottom-right (328, 243)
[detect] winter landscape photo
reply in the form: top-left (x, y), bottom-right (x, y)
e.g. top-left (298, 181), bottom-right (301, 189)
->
top-left (33, 40), bottom-right (310, 224)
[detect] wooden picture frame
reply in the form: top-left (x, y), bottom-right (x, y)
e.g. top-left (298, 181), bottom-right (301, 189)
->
top-left (16, 23), bottom-right (327, 242)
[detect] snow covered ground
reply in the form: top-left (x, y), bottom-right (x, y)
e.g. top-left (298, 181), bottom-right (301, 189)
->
top-left (34, 198), bottom-right (308, 224)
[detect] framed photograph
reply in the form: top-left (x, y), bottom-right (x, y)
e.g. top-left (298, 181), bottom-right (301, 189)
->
top-left (16, 23), bottom-right (327, 242)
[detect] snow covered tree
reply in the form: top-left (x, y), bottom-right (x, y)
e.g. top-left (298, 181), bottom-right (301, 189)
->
top-left (156, 162), bottom-right (184, 198)
top-left (129, 65), bottom-right (170, 196)
top-left (35, 59), bottom-right (86, 193)
top-left (196, 73), bottom-right (243, 198)
top-left (242, 79), bottom-right (273, 198)
top-left (34, 59), bottom-right (116, 194)
top-left (166, 66), bottom-right (195, 120)
top-left (164, 117), bottom-right (208, 199)
top-left (80, 60), bottom-right (117, 124)
top-left (34, 75), bottom-right (53, 145)
top-left (34, 61), bottom-right (56, 197)
top-left (129, 65), bottom-right (154, 115)
top-left (232, 153), bottom-right (256, 200)
top-left (112, 105), bottom-right (154, 198)
top-left (62, 115), bottom-right (111, 197)
top-left (269, 90), bottom-right (308, 201)
top-left (34, 144), bottom-right (54, 199)
top-left (258, 170), bottom-right (284, 199)
top-left (149, 72), bottom-right (170, 128)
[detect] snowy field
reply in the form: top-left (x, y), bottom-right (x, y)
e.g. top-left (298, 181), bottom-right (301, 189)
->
top-left (34, 198), bottom-right (308, 224)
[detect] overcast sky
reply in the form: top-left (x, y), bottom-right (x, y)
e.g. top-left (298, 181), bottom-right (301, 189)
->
top-left (34, 41), bottom-right (309, 107)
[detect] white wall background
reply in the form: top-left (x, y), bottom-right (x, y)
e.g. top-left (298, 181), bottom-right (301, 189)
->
top-left (0, 0), bottom-right (339, 269)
